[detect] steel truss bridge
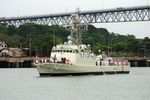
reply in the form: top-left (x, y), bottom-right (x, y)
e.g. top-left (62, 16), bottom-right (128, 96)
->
top-left (0, 6), bottom-right (150, 26)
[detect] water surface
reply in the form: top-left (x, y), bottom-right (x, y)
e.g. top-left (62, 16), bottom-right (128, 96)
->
top-left (0, 68), bottom-right (150, 100)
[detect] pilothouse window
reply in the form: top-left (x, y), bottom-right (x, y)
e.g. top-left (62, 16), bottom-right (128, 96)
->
top-left (75, 49), bottom-right (78, 53)
top-left (52, 49), bottom-right (79, 53)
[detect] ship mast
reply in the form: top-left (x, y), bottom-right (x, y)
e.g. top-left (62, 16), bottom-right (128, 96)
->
top-left (68, 8), bottom-right (88, 45)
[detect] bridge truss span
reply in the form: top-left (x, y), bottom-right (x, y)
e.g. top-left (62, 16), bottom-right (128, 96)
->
top-left (0, 6), bottom-right (150, 26)
top-left (81, 9), bottom-right (150, 23)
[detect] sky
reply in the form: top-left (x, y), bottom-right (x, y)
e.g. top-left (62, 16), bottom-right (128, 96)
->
top-left (0, 0), bottom-right (150, 38)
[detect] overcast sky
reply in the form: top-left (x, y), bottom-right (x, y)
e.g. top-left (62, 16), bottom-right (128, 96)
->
top-left (0, 0), bottom-right (150, 38)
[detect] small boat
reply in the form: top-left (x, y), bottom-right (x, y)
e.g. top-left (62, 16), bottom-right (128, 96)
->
top-left (34, 9), bottom-right (130, 76)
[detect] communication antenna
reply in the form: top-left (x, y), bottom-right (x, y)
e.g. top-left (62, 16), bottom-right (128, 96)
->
top-left (53, 25), bottom-right (56, 46)
top-left (146, 0), bottom-right (149, 5)
top-left (17, 8), bottom-right (19, 17)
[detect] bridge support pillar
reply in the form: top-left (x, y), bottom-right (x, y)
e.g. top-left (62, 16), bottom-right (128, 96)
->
top-left (134, 61), bottom-right (138, 67)
top-left (146, 60), bottom-right (150, 67)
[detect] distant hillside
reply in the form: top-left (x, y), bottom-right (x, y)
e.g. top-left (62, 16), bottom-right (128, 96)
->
top-left (0, 23), bottom-right (149, 57)
top-left (82, 25), bottom-right (139, 55)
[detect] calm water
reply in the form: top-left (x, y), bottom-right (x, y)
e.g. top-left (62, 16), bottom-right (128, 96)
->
top-left (0, 68), bottom-right (150, 100)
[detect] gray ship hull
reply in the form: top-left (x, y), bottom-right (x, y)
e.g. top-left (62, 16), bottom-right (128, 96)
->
top-left (35, 63), bottom-right (130, 76)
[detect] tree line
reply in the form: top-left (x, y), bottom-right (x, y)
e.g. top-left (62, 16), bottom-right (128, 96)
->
top-left (0, 23), bottom-right (149, 57)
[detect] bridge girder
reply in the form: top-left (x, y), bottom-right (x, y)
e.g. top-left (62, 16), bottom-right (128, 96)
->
top-left (0, 6), bottom-right (150, 26)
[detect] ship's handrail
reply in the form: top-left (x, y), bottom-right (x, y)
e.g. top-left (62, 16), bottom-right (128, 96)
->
top-left (96, 59), bottom-right (129, 67)
top-left (34, 56), bottom-right (129, 67)
top-left (34, 57), bottom-right (71, 65)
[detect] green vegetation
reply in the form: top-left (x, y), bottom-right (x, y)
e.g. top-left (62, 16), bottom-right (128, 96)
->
top-left (0, 23), bottom-right (149, 57)
top-left (0, 23), bottom-right (69, 56)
